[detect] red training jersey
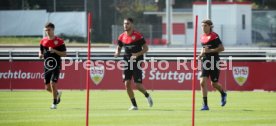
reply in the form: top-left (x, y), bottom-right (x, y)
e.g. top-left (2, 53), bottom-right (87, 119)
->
top-left (117, 31), bottom-right (146, 60)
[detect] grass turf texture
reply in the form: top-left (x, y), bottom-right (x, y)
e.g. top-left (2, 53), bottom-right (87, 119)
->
top-left (0, 37), bottom-right (41, 45)
top-left (0, 90), bottom-right (275, 126)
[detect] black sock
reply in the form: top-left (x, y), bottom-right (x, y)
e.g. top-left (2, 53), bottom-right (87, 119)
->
top-left (203, 97), bottom-right (208, 106)
top-left (219, 90), bottom-right (226, 96)
top-left (144, 92), bottom-right (149, 98)
top-left (130, 98), bottom-right (137, 107)
top-left (53, 99), bottom-right (58, 104)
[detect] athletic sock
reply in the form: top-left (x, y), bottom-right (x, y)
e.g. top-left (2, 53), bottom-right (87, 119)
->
top-left (144, 92), bottom-right (149, 98)
top-left (130, 98), bottom-right (137, 107)
top-left (53, 99), bottom-right (58, 105)
top-left (219, 90), bottom-right (226, 96)
top-left (203, 97), bottom-right (208, 106)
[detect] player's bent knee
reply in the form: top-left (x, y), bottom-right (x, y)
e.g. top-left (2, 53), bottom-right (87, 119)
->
top-left (200, 80), bottom-right (206, 87)
top-left (200, 82), bottom-right (206, 87)
top-left (125, 84), bottom-right (131, 88)
top-left (200, 77), bottom-right (208, 86)
top-left (124, 80), bottom-right (131, 85)
top-left (135, 83), bottom-right (143, 88)
top-left (124, 81), bottom-right (131, 87)
top-left (211, 82), bottom-right (218, 87)
top-left (45, 86), bottom-right (51, 91)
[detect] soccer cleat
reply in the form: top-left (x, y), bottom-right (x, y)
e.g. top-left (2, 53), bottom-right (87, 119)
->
top-left (200, 105), bottom-right (209, 111)
top-left (221, 93), bottom-right (227, 107)
top-left (128, 106), bottom-right (138, 110)
top-left (146, 96), bottom-right (153, 107)
top-left (50, 104), bottom-right (57, 109)
top-left (57, 91), bottom-right (62, 104)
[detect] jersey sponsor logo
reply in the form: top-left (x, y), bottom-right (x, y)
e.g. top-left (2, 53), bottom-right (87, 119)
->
top-left (132, 35), bottom-right (136, 40)
top-left (125, 45), bottom-right (134, 49)
top-left (90, 66), bottom-right (105, 85)
top-left (201, 32), bottom-right (218, 44)
top-left (232, 66), bottom-right (249, 86)
top-left (54, 40), bottom-right (59, 45)
top-left (203, 45), bottom-right (211, 48)
top-left (213, 77), bottom-right (217, 81)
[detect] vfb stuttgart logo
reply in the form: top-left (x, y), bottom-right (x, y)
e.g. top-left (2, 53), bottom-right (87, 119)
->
top-left (90, 66), bottom-right (105, 85)
top-left (232, 66), bottom-right (249, 86)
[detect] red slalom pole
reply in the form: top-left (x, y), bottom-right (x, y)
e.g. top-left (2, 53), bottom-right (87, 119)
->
top-left (192, 15), bottom-right (198, 126)
top-left (86, 12), bottom-right (92, 126)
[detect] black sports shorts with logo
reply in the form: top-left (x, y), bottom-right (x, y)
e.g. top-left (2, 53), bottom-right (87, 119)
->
top-left (200, 58), bottom-right (220, 82)
top-left (44, 68), bottom-right (60, 84)
top-left (123, 59), bottom-right (143, 84)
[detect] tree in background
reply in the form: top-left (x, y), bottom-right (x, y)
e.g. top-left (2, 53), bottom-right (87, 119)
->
top-left (113, 0), bottom-right (158, 24)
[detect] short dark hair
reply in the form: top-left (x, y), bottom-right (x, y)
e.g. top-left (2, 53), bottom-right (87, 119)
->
top-left (202, 19), bottom-right (213, 26)
top-left (124, 18), bottom-right (134, 23)
top-left (45, 22), bottom-right (55, 29)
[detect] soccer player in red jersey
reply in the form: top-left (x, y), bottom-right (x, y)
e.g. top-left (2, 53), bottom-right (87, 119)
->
top-left (198, 19), bottom-right (227, 111)
top-left (39, 22), bottom-right (66, 109)
top-left (114, 18), bottom-right (153, 110)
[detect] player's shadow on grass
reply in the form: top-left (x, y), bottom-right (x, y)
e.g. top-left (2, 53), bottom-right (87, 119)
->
top-left (207, 109), bottom-right (255, 112)
top-left (141, 108), bottom-right (191, 112)
top-left (141, 109), bottom-right (175, 111)
top-left (242, 109), bottom-right (254, 112)
top-left (71, 108), bottom-right (83, 110)
top-left (90, 108), bottom-right (181, 111)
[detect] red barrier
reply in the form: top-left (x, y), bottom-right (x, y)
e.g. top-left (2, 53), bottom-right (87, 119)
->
top-left (0, 61), bottom-right (276, 91)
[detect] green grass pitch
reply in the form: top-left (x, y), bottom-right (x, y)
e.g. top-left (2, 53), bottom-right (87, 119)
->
top-left (0, 90), bottom-right (276, 126)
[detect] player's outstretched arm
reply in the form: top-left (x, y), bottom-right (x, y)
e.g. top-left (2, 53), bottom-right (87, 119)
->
top-left (39, 44), bottom-right (44, 59)
top-left (197, 47), bottom-right (204, 60)
top-left (139, 44), bottom-right (149, 56)
top-left (131, 44), bottom-right (148, 59)
top-left (203, 44), bottom-right (224, 53)
top-left (114, 46), bottom-right (122, 58)
top-left (216, 44), bottom-right (225, 52)
top-left (38, 52), bottom-right (43, 59)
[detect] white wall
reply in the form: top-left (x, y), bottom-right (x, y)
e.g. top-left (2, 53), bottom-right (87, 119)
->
top-left (161, 13), bottom-right (192, 45)
top-left (193, 3), bottom-right (252, 45)
top-left (0, 10), bottom-right (47, 36)
top-left (0, 10), bottom-right (86, 37)
top-left (48, 12), bottom-right (87, 37)
top-left (236, 5), bottom-right (252, 44)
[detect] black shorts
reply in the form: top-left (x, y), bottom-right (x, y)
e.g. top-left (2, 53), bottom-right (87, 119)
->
top-left (123, 60), bottom-right (143, 84)
top-left (200, 60), bottom-right (220, 82)
top-left (44, 68), bottom-right (60, 84)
